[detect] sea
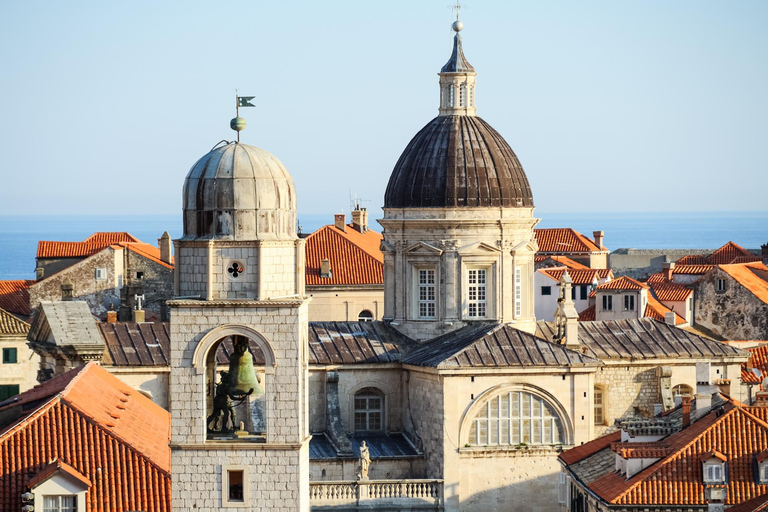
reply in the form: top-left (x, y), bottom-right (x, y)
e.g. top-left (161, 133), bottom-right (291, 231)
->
top-left (0, 211), bottom-right (766, 281)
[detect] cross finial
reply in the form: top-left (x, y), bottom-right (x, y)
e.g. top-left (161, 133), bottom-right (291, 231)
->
top-left (451, 1), bottom-right (465, 22)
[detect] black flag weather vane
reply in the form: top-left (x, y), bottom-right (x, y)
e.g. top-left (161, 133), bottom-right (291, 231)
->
top-left (232, 91), bottom-right (255, 142)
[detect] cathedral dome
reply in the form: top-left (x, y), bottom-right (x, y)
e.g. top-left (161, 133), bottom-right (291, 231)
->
top-left (384, 115), bottom-right (534, 208)
top-left (182, 142), bottom-right (297, 240)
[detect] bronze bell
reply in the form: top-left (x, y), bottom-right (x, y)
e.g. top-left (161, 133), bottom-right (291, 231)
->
top-left (228, 335), bottom-right (263, 397)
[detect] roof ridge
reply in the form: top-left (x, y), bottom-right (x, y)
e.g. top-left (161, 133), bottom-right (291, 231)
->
top-left (0, 394), bottom-right (60, 439)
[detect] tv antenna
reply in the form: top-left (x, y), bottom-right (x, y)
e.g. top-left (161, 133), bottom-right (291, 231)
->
top-left (349, 190), bottom-right (371, 212)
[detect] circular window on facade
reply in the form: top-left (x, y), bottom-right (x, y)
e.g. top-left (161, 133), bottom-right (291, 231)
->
top-left (226, 261), bottom-right (245, 280)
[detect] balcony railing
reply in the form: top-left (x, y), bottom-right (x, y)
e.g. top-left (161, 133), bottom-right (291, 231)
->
top-left (310, 479), bottom-right (443, 510)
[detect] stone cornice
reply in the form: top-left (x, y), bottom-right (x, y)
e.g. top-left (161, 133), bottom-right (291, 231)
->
top-left (168, 298), bottom-right (308, 308)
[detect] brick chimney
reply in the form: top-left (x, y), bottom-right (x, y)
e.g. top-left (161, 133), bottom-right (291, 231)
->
top-left (334, 213), bottom-right (346, 233)
top-left (593, 230), bottom-right (605, 249)
top-left (351, 207), bottom-right (368, 233)
top-left (682, 395), bottom-right (691, 428)
top-left (158, 231), bottom-right (172, 264)
top-left (662, 260), bottom-right (675, 281)
top-left (61, 277), bottom-right (74, 301)
top-left (107, 303), bottom-right (117, 323)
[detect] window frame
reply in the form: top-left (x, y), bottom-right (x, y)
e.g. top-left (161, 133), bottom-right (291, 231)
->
top-left (416, 267), bottom-right (437, 319)
top-left (42, 495), bottom-right (76, 512)
top-left (602, 294), bottom-right (613, 311)
top-left (357, 310), bottom-right (374, 322)
top-left (466, 268), bottom-right (488, 319)
top-left (624, 294), bottom-right (635, 311)
top-left (94, 268), bottom-right (107, 280)
top-left (353, 389), bottom-right (384, 432)
top-left (2, 347), bottom-right (17, 364)
top-left (221, 465), bottom-right (250, 508)
top-left (716, 278), bottom-right (727, 292)
top-left (580, 285), bottom-right (588, 300)
top-left (703, 462), bottom-right (725, 483)
top-left (594, 387), bottom-right (605, 426)
top-left (541, 286), bottom-right (552, 296)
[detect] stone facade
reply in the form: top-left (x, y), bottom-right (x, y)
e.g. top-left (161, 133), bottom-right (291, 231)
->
top-left (0, 330), bottom-right (38, 396)
top-left (306, 288), bottom-right (384, 322)
top-left (693, 266), bottom-right (768, 341)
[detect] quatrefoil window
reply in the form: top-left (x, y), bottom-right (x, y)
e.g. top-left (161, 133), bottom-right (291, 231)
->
top-left (227, 261), bottom-right (244, 279)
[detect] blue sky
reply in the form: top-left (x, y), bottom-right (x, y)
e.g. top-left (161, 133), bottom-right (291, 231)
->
top-left (0, 1), bottom-right (766, 216)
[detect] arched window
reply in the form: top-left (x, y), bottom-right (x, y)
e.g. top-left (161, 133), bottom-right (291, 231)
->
top-left (468, 390), bottom-right (563, 445)
top-left (354, 389), bottom-right (383, 431)
top-left (358, 310), bottom-right (374, 322)
top-left (594, 387), bottom-right (605, 425)
top-left (673, 384), bottom-right (693, 397)
top-left (459, 83), bottom-right (466, 107)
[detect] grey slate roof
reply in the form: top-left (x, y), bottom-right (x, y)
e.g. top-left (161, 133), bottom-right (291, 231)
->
top-left (310, 432), bottom-right (421, 460)
top-left (98, 322), bottom-right (171, 366)
top-left (536, 318), bottom-right (747, 360)
top-left (441, 34), bottom-right (475, 73)
top-left (28, 301), bottom-right (103, 348)
top-left (308, 321), bottom-right (411, 365)
top-left (401, 323), bottom-right (601, 368)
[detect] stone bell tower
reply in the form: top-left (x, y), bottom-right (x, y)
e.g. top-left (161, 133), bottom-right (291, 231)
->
top-left (169, 119), bottom-right (310, 511)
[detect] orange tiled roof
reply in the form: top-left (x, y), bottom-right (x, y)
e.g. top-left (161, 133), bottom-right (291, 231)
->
top-left (645, 295), bottom-right (686, 325)
top-left (742, 345), bottom-right (768, 384)
top-left (612, 442), bottom-right (669, 459)
top-left (578, 305), bottom-right (596, 321)
top-left (649, 281), bottom-right (693, 302)
top-left (597, 275), bottom-right (647, 291)
top-left (535, 228), bottom-right (605, 253)
top-left (580, 404), bottom-right (768, 506)
top-left (559, 430), bottom-right (621, 465)
top-left (676, 254), bottom-right (710, 265)
top-left (0, 280), bottom-right (33, 317)
top-left (0, 307), bottom-right (30, 335)
top-left (709, 241), bottom-right (756, 265)
top-left (539, 268), bottom-right (604, 285)
top-left (305, 224), bottom-right (383, 286)
top-left (27, 459), bottom-right (92, 489)
top-left (119, 242), bottom-right (174, 269)
top-left (534, 255), bottom-right (590, 269)
top-left (0, 362), bottom-right (170, 512)
top-left (37, 232), bottom-right (141, 259)
top-left (720, 262), bottom-right (768, 305)
top-left (674, 264), bottom-right (715, 275)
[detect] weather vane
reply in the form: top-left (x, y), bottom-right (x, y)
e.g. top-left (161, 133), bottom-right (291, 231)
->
top-left (231, 90), bottom-right (255, 143)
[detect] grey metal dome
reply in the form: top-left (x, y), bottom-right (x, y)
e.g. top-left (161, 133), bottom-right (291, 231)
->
top-left (384, 116), bottom-right (534, 208)
top-left (182, 142), bottom-right (297, 240)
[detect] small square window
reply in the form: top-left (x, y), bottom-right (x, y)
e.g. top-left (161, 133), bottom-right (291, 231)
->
top-left (136, 271), bottom-right (144, 279)
top-left (541, 286), bottom-right (552, 296)
top-left (94, 268), bottom-right (107, 280)
top-left (703, 463), bottom-right (725, 483)
top-left (2, 347), bottom-right (17, 364)
top-left (716, 279), bottom-right (727, 292)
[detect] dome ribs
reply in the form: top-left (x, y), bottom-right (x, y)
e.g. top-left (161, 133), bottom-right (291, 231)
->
top-left (384, 116), bottom-right (534, 209)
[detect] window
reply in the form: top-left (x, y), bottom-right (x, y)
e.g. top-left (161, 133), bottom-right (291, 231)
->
top-left (357, 310), bottom-right (373, 322)
top-left (136, 271), bottom-right (144, 279)
top-left (624, 295), bottom-right (635, 311)
top-left (94, 268), bottom-right (106, 280)
top-left (2, 347), bottom-right (17, 364)
top-left (459, 83), bottom-right (466, 106)
top-left (228, 470), bottom-right (244, 502)
top-left (226, 261), bottom-right (245, 280)
top-left (0, 385), bottom-right (19, 401)
top-left (602, 295), bottom-right (613, 311)
top-left (354, 391), bottom-right (383, 431)
top-left (704, 463), bottom-right (725, 483)
top-left (717, 279), bottom-right (727, 292)
top-left (580, 286), bottom-right (588, 300)
top-left (469, 85), bottom-right (474, 107)
top-left (467, 390), bottom-right (563, 446)
top-left (43, 495), bottom-right (76, 512)
top-left (673, 384), bottom-right (693, 397)
top-left (594, 388), bottom-right (605, 425)
top-left (448, 86), bottom-right (454, 107)
top-left (418, 269), bottom-right (436, 319)
top-left (761, 463), bottom-right (768, 484)
top-left (541, 286), bottom-right (552, 296)
top-left (558, 473), bottom-right (570, 504)
top-left (515, 268), bottom-right (522, 317)
top-left (571, 286), bottom-right (576, 301)
top-left (467, 269), bottom-right (487, 318)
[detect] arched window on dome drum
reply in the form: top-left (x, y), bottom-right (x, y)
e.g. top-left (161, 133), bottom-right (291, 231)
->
top-left (468, 391), bottom-right (563, 446)
top-left (459, 83), bottom-right (466, 107)
top-left (448, 86), bottom-right (454, 107)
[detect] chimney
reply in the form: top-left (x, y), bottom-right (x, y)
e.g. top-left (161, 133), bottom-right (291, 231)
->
top-left (696, 393), bottom-right (712, 413)
top-left (664, 312), bottom-right (677, 325)
top-left (133, 309), bottom-right (145, 323)
top-left (593, 230), bottom-right (605, 249)
top-left (320, 258), bottom-right (332, 278)
top-left (61, 277), bottom-right (74, 301)
top-left (351, 207), bottom-right (368, 233)
top-left (762, 242), bottom-right (768, 264)
top-left (334, 213), bottom-right (346, 233)
top-left (107, 303), bottom-right (117, 323)
top-left (662, 260), bottom-right (675, 281)
top-left (682, 395), bottom-right (691, 428)
top-left (654, 403), bottom-right (663, 416)
top-left (158, 231), bottom-right (172, 264)
top-left (36, 267), bottom-right (44, 281)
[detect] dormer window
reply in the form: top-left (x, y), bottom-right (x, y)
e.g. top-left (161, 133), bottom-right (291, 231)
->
top-left (756, 451), bottom-right (768, 484)
top-left (701, 451), bottom-right (727, 484)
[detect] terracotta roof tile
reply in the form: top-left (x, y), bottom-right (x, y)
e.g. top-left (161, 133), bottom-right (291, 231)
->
top-left (597, 275), bottom-right (647, 291)
top-left (0, 307), bottom-right (30, 335)
top-left (674, 264), bottom-right (715, 275)
top-left (676, 254), bottom-right (710, 265)
top-left (0, 280), bottom-right (33, 317)
top-left (742, 345), bottom-right (768, 384)
top-left (559, 430), bottom-right (621, 465)
top-left (37, 232), bottom-right (141, 259)
top-left (726, 493), bottom-right (768, 512)
top-left (578, 305), bottom-right (596, 321)
top-left (27, 459), bottom-right (91, 489)
top-left (645, 295), bottom-right (686, 325)
top-left (305, 225), bottom-right (383, 286)
top-left (534, 255), bottom-right (590, 269)
top-left (535, 228), bottom-right (605, 253)
top-left (649, 281), bottom-right (693, 302)
top-left (720, 262), bottom-right (768, 305)
top-left (612, 442), bottom-right (669, 459)
top-left (539, 268), bottom-right (604, 285)
top-left (0, 362), bottom-right (170, 512)
top-left (709, 241), bottom-right (756, 265)
top-left (119, 242), bottom-right (174, 269)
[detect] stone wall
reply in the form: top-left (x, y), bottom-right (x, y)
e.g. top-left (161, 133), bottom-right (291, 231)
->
top-left (307, 288), bottom-right (384, 322)
top-left (310, 457), bottom-right (426, 481)
top-left (693, 268), bottom-right (768, 341)
top-left (109, 368), bottom-right (170, 409)
top-left (124, 250), bottom-right (173, 319)
top-left (405, 370), bottom-right (444, 477)
top-left (29, 248), bottom-right (119, 316)
top-left (0, 333), bottom-right (39, 394)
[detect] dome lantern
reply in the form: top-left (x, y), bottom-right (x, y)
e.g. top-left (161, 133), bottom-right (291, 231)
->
top-left (439, 19), bottom-right (477, 116)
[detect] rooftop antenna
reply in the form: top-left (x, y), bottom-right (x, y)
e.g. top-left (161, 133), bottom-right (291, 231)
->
top-left (231, 90), bottom-right (255, 143)
top-left (349, 190), bottom-right (371, 211)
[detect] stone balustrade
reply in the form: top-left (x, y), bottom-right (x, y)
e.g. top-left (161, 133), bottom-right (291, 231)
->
top-left (310, 479), bottom-right (443, 510)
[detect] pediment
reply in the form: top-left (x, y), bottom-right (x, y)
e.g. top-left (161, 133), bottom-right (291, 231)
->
top-left (457, 241), bottom-right (501, 255)
top-left (404, 242), bottom-right (443, 255)
top-left (380, 240), bottom-right (395, 252)
top-left (510, 239), bottom-right (538, 254)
